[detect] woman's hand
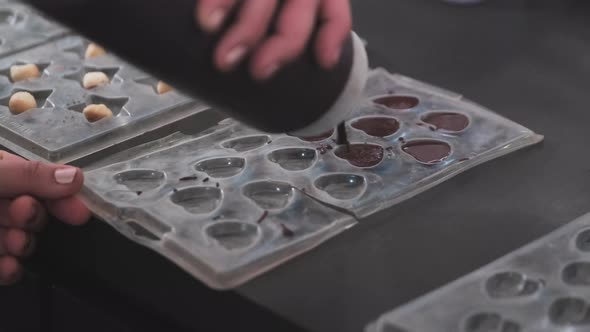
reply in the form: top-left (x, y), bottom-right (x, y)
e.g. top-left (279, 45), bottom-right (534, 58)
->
top-left (0, 151), bottom-right (90, 285)
top-left (196, 0), bottom-right (352, 80)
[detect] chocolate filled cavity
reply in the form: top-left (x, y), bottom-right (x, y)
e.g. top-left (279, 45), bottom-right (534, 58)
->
top-left (422, 112), bottom-right (469, 132)
top-left (373, 95), bottom-right (419, 110)
top-left (402, 140), bottom-right (451, 164)
top-left (334, 144), bottom-right (384, 168)
top-left (351, 117), bottom-right (400, 137)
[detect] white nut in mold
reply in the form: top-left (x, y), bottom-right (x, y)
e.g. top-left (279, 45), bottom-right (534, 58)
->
top-left (83, 72), bottom-right (110, 89)
top-left (10, 64), bottom-right (40, 82)
top-left (85, 43), bottom-right (106, 59)
top-left (9, 92), bottom-right (37, 114)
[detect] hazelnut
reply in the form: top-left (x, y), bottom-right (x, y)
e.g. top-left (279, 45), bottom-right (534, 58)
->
top-left (156, 81), bottom-right (173, 94)
top-left (8, 92), bottom-right (37, 114)
top-left (83, 104), bottom-right (113, 122)
top-left (85, 43), bottom-right (106, 59)
top-left (83, 72), bottom-right (110, 89)
top-left (10, 64), bottom-right (40, 82)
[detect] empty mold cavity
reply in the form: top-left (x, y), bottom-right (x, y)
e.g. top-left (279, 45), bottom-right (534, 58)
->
top-left (0, 89), bottom-right (54, 109)
top-left (485, 271), bottom-right (541, 299)
top-left (0, 9), bottom-right (25, 26)
top-left (291, 129), bottom-right (335, 142)
top-left (194, 157), bottom-right (245, 178)
top-left (373, 95), bottom-right (419, 110)
top-left (242, 181), bottom-right (294, 210)
top-left (170, 187), bottom-right (221, 214)
top-left (205, 222), bottom-right (259, 251)
top-left (222, 135), bottom-right (270, 152)
top-left (422, 112), bottom-right (470, 132)
top-left (114, 169), bottom-right (165, 192)
top-left (463, 313), bottom-right (521, 332)
top-left (562, 262), bottom-right (590, 286)
top-left (314, 174), bottom-right (366, 200)
top-left (68, 95), bottom-right (129, 117)
top-left (268, 148), bottom-right (317, 171)
top-left (64, 65), bottom-right (120, 85)
top-left (576, 229), bottom-right (590, 252)
top-left (334, 144), bottom-right (384, 168)
top-left (351, 117), bottom-right (400, 137)
top-left (402, 140), bottom-right (451, 164)
top-left (549, 297), bottom-right (590, 326)
top-left (126, 221), bottom-right (161, 241)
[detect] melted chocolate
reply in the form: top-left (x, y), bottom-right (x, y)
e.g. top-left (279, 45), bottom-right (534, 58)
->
top-left (293, 129), bottom-right (334, 142)
top-left (402, 140), bottom-right (451, 164)
top-left (422, 112), bottom-right (469, 132)
top-left (374, 95), bottom-right (419, 110)
top-left (351, 117), bottom-right (400, 137)
top-left (335, 144), bottom-right (384, 168)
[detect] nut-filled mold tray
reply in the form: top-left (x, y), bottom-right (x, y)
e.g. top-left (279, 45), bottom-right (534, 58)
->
top-left (0, 1), bottom-right (66, 57)
top-left (83, 119), bottom-right (355, 289)
top-left (366, 212), bottom-right (590, 332)
top-left (0, 36), bottom-right (208, 164)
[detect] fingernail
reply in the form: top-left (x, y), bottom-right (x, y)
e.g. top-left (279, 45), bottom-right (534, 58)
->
top-left (206, 9), bottom-right (225, 32)
top-left (54, 167), bottom-right (77, 184)
top-left (258, 63), bottom-right (280, 80)
top-left (224, 45), bottom-right (247, 69)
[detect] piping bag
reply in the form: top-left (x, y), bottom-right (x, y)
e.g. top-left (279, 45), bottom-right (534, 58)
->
top-left (24, 0), bottom-right (369, 136)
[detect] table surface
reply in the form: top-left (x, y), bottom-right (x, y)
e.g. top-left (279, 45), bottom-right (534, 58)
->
top-left (15, 0), bottom-right (590, 331)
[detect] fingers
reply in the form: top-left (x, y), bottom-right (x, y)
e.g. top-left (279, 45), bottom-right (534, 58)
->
top-left (0, 256), bottom-right (21, 285)
top-left (46, 196), bottom-right (91, 226)
top-left (0, 158), bottom-right (83, 200)
top-left (214, 0), bottom-right (279, 71)
top-left (315, 0), bottom-right (352, 69)
top-left (0, 228), bottom-right (34, 257)
top-left (196, 0), bottom-right (237, 32)
top-left (0, 197), bottom-right (47, 232)
top-left (250, 0), bottom-right (319, 80)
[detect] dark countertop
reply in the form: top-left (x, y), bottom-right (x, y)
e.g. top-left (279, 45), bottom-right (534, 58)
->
top-left (5, 0), bottom-right (590, 331)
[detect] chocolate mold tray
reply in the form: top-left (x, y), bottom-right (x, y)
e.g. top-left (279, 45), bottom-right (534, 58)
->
top-left (82, 119), bottom-right (355, 289)
top-left (0, 36), bottom-right (209, 164)
top-left (366, 212), bottom-right (590, 332)
top-left (0, 1), bottom-right (67, 57)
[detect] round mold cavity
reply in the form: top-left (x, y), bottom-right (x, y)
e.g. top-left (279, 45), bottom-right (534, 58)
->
top-left (314, 174), bottom-right (366, 200)
top-left (242, 181), bottom-right (294, 210)
top-left (113, 169), bottom-right (165, 192)
top-left (267, 148), bottom-right (316, 171)
top-left (222, 135), bottom-right (270, 152)
top-left (549, 297), bottom-right (590, 326)
top-left (0, 9), bottom-right (24, 26)
top-left (351, 116), bottom-right (400, 137)
top-left (334, 144), bottom-right (384, 168)
top-left (422, 111), bottom-right (470, 132)
top-left (402, 140), bottom-right (451, 164)
top-left (562, 262), bottom-right (590, 286)
top-left (170, 187), bottom-right (222, 214)
top-left (194, 157), bottom-right (245, 178)
top-left (205, 222), bottom-right (260, 251)
top-left (576, 229), bottom-right (590, 252)
top-left (291, 129), bottom-right (335, 142)
top-left (373, 95), bottom-right (419, 110)
top-left (484, 271), bottom-right (541, 299)
top-left (463, 313), bottom-right (521, 332)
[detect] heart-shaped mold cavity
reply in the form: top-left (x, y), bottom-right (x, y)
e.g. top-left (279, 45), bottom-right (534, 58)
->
top-left (422, 112), bottom-right (469, 132)
top-left (549, 297), bottom-right (590, 326)
top-left (464, 313), bottom-right (521, 332)
top-left (0, 9), bottom-right (25, 26)
top-left (576, 229), bottom-right (590, 252)
top-left (334, 144), bottom-right (384, 168)
top-left (195, 157), bottom-right (245, 178)
top-left (373, 95), bottom-right (419, 110)
top-left (222, 135), bottom-right (270, 152)
top-left (206, 222), bottom-right (259, 251)
top-left (243, 181), bottom-right (294, 210)
top-left (114, 169), bottom-right (165, 192)
top-left (402, 140), bottom-right (451, 164)
top-left (562, 262), bottom-right (590, 286)
top-left (351, 117), bottom-right (400, 137)
top-left (291, 129), bottom-right (335, 142)
top-left (268, 148), bottom-right (316, 171)
top-left (485, 271), bottom-right (541, 299)
top-left (314, 174), bottom-right (366, 200)
top-left (170, 187), bottom-right (222, 214)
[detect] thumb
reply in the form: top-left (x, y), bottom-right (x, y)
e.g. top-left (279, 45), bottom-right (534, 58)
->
top-left (0, 159), bottom-right (83, 199)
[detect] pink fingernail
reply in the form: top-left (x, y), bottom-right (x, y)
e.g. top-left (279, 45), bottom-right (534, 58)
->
top-left (224, 45), bottom-right (247, 69)
top-left (54, 167), bottom-right (77, 184)
top-left (206, 9), bottom-right (226, 32)
top-left (258, 63), bottom-right (280, 81)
